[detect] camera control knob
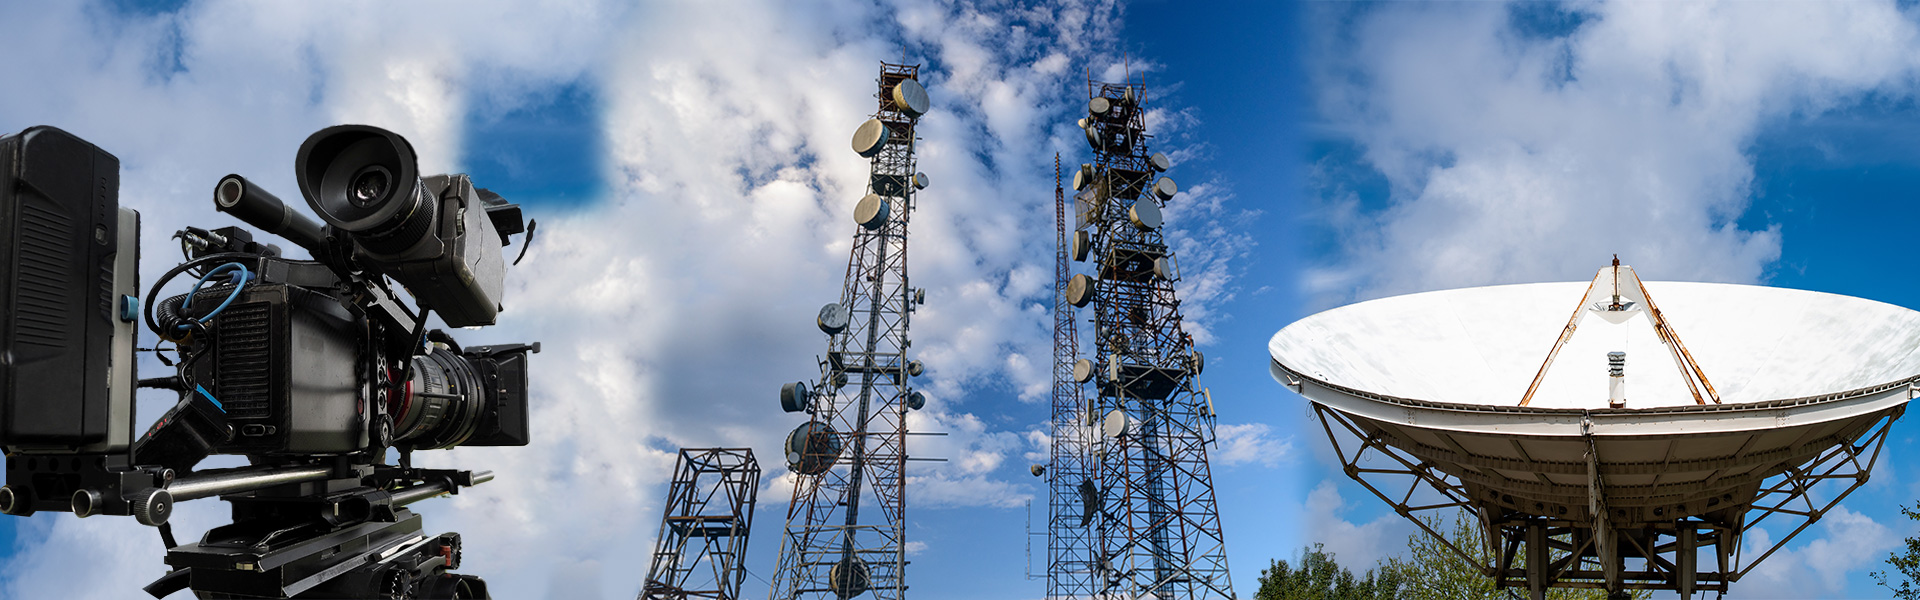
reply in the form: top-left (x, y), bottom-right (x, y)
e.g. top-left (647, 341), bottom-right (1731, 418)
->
top-left (131, 488), bottom-right (173, 527)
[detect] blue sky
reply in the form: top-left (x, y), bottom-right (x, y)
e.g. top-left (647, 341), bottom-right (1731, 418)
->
top-left (5, 1), bottom-right (1920, 599)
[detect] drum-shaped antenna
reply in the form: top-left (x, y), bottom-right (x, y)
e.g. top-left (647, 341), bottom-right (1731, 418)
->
top-left (1153, 176), bottom-right (1177, 201)
top-left (854, 193), bottom-right (890, 229)
top-left (851, 119), bottom-right (891, 158)
top-left (1128, 200), bottom-right (1162, 231)
top-left (784, 421), bottom-right (841, 476)
top-left (907, 390), bottom-right (926, 410)
top-left (892, 78), bottom-right (931, 117)
top-left (780, 381), bottom-right (810, 413)
top-left (913, 172), bottom-right (930, 190)
top-left (1089, 97), bottom-right (1111, 116)
top-left (907, 360), bottom-right (925, 377)
top-left (830, 557), bottom-right (871, 599)
top-left (1030, 464), bottom-right (1046, 477)
top-left (1189, 350), bottom-right (1205, 375)
top-left (818, 303), bottom-right (850, 335)
top-left (1066, 274), bottom-right (1095, 307)
top-left (1149, 152), bottom-right (1171, 172)
top-left (1072, 230), bottom-right (1092, 262)
top-left (1072, 164), bottom-right (1095, 192)
top-left (1102, 410), bottom-right (1129, 438)
top-left (1073, 359), bottom-right (1095, 383)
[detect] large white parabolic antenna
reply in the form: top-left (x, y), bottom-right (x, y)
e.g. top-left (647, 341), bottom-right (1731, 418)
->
top-left (1271, 264), bottom-right (1914, 599)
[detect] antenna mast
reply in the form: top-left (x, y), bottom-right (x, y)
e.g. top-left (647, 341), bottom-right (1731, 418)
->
top-left (1056, 77), bottom-right (1234, 598)
top-left (770, 60), bottom-right (933, 600)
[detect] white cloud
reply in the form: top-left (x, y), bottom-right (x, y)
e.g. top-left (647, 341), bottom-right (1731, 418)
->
top-left (1306, 0), bottom-right (1920, 305)
top-left (1739, 505), bottom-right (1899, 599)
top-left (0, 1), bottom-right (1259, 599)
top-left (1211, 422), bottom-right (1294, 468)
top-left (1300, 479), bottom-right (1416, 570)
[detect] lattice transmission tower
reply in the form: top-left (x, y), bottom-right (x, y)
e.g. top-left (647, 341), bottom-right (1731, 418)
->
top-left (1047, 155), bottom-right (1099, 598)
top-left (640, 448), bottom-right (762, 600)
top-left (1060, 78), bottom-right (1234, 599)
top-left (770, 61), bottom-right (933, 600)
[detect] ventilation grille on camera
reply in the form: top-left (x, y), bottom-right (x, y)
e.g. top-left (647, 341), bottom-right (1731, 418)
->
top-left (13, 202), bottom-right (75, 348)
top-left (214, 302), bottom-right (273, 419)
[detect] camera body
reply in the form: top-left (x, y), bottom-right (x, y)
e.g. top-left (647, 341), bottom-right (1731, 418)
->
top-left (0, 124), bottom-right (537, 599)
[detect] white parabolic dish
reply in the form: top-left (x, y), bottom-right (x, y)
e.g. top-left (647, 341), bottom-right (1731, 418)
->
top-left (1271, 279), bottom-right (1920, 522)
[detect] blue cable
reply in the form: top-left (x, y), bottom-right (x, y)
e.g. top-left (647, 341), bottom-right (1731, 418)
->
top-left (177, 262), bottom-right (251, 331)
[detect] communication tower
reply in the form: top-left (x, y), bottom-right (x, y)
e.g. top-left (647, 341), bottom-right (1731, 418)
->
top-left (1064, 78), bottom-right (1235, 598)
top-left (1046, 155), bottom-right (1099, 598)
top-left (640, 448), bottom-right (762, 600)
top-left (770, 61), bottom-right (933, 600)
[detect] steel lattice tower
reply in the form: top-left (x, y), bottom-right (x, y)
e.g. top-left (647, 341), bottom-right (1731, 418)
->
top-left (641, 448), bottom-right (762, 600)
top-left (1066, 78), bottom-right (1233, 599)
top-left (771, 61), bottom-right (931, 600)
top-left (1048, 155), bottom-right (1099, 598)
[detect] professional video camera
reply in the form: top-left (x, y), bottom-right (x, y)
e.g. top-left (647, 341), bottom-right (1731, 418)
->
top-left (0, 124), bottom-right (539, 599)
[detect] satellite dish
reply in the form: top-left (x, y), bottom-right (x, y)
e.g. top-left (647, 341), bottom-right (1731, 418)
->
top-left (818, 303), bottom-right (850, 335)
top-left (851, 119), bottom-right (890, 158)
top-left (780, 381), bottom-right (810, 413)
top-left (907, 390), bottom-right (926, 410)
top-left (1149, 152), bottom-right (1171, 172)
top-left (1084, 124), bottom-right (1102, 151)
top-left (1089, 97), bottom-right (1111, 116)
top-left (913, 172), bottom-right (930, 190)
top-left (1152, 177), bottom-right (1177, 200)
top-left (854, 193), bottom-right (890, 229)
top-left (1272, 264), bottom-right (1920, 595)
top-left (892, 78), bottom-right (931, 117)
top-left (1072, 231), bottom-right (1092, 262)
top-left (1152, 256), bottom-right (1173, 280)
top-left (1066, 274), bottom-right (1095, 307)
top-left (1102, 410), bottom-right (1129, 438)
top-left (1073, 358), bottom-right (1095, 383)
top-left (1128, 200), bottom-right (1162, 231)
top-left (830, 556), bottom-right (871, 599)
top-left (784, 421), bottom-right (842, 476)
top-left (1072, 164), bottom-right (1094, 192)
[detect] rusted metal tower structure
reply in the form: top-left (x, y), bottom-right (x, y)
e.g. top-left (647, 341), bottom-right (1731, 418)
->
top-left (640, 448), bottom-right (762, 600)
top-left (1047, 155), bottom-right (1099, 598)
top-left (1063, 78), bottom-right (1234, 598)
top-left (771, 61), bottom-right (932, 600)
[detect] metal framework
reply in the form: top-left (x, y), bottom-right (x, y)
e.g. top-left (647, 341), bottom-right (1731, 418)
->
top-left (772, 61), bottom-right (928, 600)
top-left (642, 448), bottom-right (762, 600)
top-left (1048, 156), bottom-right (1099, 598)
top-left (1312, 402), bottom-right (1900, 599)
top-left (1071, 78), bottom-right (1233, 599)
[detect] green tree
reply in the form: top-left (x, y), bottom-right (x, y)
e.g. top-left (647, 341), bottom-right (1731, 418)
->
top-left (1874, 503), bottom-right (1920, 599)
top-left (1383, 512), bottom-right (1646, 600)
top-left (1255, 544), bottom-right (1405, 600)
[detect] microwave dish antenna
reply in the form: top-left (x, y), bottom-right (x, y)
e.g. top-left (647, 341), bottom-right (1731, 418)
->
top-left (1270, 263), bottom-right (1917, 599)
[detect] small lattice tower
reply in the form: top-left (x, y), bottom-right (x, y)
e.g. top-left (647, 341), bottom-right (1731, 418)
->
top-left (770, 61), bottom-right (933, 600)
top-left (1047, 155), bottom-right (1099, 598)
top-left (640, 448), bottom-right (762, 600)
top-left (1062, 78), bottom-right (1234, 599)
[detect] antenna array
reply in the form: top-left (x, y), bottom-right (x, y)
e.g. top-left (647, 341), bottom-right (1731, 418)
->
top-left (770, 61), bottom-right (933, 600)
top-left (1054, 78), bottom-right (1234, 598)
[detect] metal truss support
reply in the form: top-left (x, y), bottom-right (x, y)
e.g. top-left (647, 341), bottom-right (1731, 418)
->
top-left (772, 61), bottom-right (928, 600)
top-left (641, 448), bottom-right (762, 600)
top-left (1048, 156), bottom-right (1099, 598)
top-left (1073, 78), bottom-right (1234, 599)
top-left (1313, 403), bottom-right (1900, 599)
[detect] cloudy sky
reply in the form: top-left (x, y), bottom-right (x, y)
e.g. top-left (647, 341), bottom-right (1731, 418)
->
top-left (4, 1), bottom-right (1920, 599)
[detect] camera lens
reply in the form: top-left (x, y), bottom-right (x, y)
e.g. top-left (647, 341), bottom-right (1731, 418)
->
top-left (349, 166), bottom-right (391, 208)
